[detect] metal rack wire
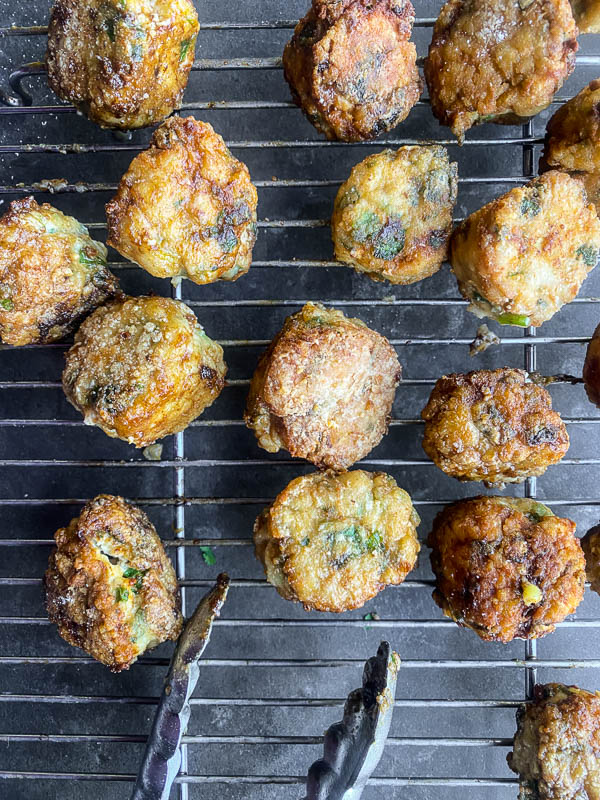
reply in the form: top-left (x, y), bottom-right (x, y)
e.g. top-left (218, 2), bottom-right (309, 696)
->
top-left (2, 2), bottom-right (600, 798)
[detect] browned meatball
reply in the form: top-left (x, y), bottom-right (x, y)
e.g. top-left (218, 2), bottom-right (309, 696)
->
top-left (244, 302), bottom-right (401, 471)
top-left (282, 0), bottom-right (422, 142)
top-left (106, 117), bottom-right (257, 286)
top-left (62, 295), bottom-right (227, 447)
top-left (421, 368), bottom-right (569, 487)
top-left (544, 79), bottom-right (600, 173)
top-left (0, 196), bottom-right (119, 346)
top-left (424, 0), bottom-right (578, 143)
top-left (46, 0), bottom-right (199, 130)
top-left (581, 524), bottom-right (600, 595)
top-left (45, 494), bottom-right (183, 671)
top-left (427, 496), bottom-right (585, 643)
top-left (450, 171), bottom-right (600, 328)
top-left (254, 470), bottom-right (420, 612)
top-left (508, 683), bottom-right (600, 799)
top-left (584, 323), bottom-right (600, 409)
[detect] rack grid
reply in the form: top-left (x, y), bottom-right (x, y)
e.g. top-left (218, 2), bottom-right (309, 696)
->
top-left (1, 1), bottom-right (600, 798)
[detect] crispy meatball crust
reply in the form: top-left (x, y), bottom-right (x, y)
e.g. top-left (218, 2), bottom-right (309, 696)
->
top-left (450, 171), bottom-right (600, 328)
top-left (254, 470), bottom-right (420, 612)
top-left (332, 146), bottom-right (458, 285)
top-left (45, 494), bottom-right (183, 671)
top-left (544, 80), bottom-right (600, 172)
top-left (584, 322), bottom-right (600, 408)
top-left (508, 683), bottom-right (600, 800)
top-left (421, 368), bottom-right (569, 487)
top-left (424, 0), bottom-right (578, 143)
top-left (570, 0), bottom-right (600, 31)
top-left (62, 295), bottom-right (226, 447)
top-left (581, 524), bottom-right (600, 594)
top-left (46, 0), bottom-right (199, 130)
top-left (282, 0), bottom-right (422, 142)
top-left (244, 302), bottom-right (401, 471)
top-left (0, 197), bottom-right (118, 346)
top-left (427, 496), bottom-right (585, 642)
top-left (106, 117), bottom-right (258, 285)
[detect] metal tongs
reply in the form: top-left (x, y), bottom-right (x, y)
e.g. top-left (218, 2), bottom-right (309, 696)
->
top-left (130, 573), bottom-right (230, 800)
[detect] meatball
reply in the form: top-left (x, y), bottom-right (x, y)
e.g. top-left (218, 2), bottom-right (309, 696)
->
top-left (581, 524), bottom-right (600, 594)
top-left (580, 171), bottom-right (600, 217)
top-left (331, 146), bottom-right (458, 285)
top-left (570, 0), bottom-right (600, 31)
top-left (421, 368), bottom-right (569, 487)
top-left (427, 496), bottom-right (585, 642)
top-left (106, 117), bottom-right (257, 285)
top-left (244, 302), bottom-right (401, 471)
top-left (46, 0), bottom-right (199, 130)
top-left (450, 171), bottom-right (600, 328)
top-left (508, 683), bottom-right (600, 800)
top-left (62, 295), bottom-right (226, 447)
top-left (583, 321), bottom-right (600, 408)
top-left (0, 196), bottom-right (118, 346)
top-left (254, 470), bottom-right (420, 612)
top-left (424, 0), bottom-right (578, 143)
top-left (544, 80), bottom-right (600, 172)
top-left (282, 0), bottom-right (422, 142)
top-left (45, 494), bottom-right (183, 671)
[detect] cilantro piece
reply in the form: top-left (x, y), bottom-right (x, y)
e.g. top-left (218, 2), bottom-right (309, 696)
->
top-left (353, 211), bottom-right (381, 243)
top-left (520, 194), bottom-right (541, 217)
top-left (300, 537), bottom-right (310, 546)
top-left (576, 244), bottom-right (598, 267)
top-left (79, 248), bottom-right (107, 268)
top-left (116, 586), bottom-right (129, 602)
top-left (338, 186), bottom-right (360, 210)
top-left (0, 298), bottom-right (13, 311)
top-left (373, 220), bottom-right (405, 260)
top-left (200, 546), bottom-right (216, 566)
top-left (366, 531), bottom-right (382, 552)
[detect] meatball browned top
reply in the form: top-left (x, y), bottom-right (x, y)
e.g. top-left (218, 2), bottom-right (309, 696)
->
top-left (427, 497), bottom-right (585, 643)
top-left (283, 0), bottom-right (422, 142)
top-left (254, 470), bottom-right (420, 612)
top-left (244, 303), bottom-right (401, 471)
top-left (544, 79), bottom-right (600, 173)
top-left (424, 0), bottom-right (578, 142)
top-left (584, 322), bottom-right (600, 408)
top-left (62, 295), bottom-right (227, 447)
top-left (46, 0), bottom-right (199, 130)
top-left (45, 494), bottom-right (183, 671)
top-left (581, 524), bottom-right (600, 595)
top-left (450, 171), bottom-right (600, 328)
top-left (106, 117), bottom-right (258, 286)
top-left (508, 683), bottom-right (600, 800)
top-left (421, 368), bottom-right (569, 487)
top-left (332, 146), bottom-right (458, 285)
top-left (0, 197), bottom-right (119, 346)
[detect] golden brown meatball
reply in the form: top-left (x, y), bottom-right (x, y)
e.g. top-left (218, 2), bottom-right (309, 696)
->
top-left (424, 0), bottom-right (578, 143)
top-left (282, 0), bottom-right (422, 142)
top-left (508, 683), bottom-right (600, 800)
top-left (544, 80), bottom-right (600, 172)
top-left (584, 322), bottom-right (600, 408)
top-left (46, 0), bottom-right (199, 130)
top-left (106, 117), bottom-right (257, 285)
top-left (45, 494), bottom-right (183, 671)
top-left (421, 368), bottom-right (569, 487)
top-left (427, 496), bottom-right (585, 643)
top-left (331, 146), bottom-right (458, 285)
top-left (0, 196), bottom-right (119, 346)
top-left (450, 171), bottom-right (600, 328)
top-left (581, 524), bottom-right (600, 594)
top-left (570, 0), bottom-right (600, 31)
top-left (244, 302), bottom-right (401, 471)
top-left (62, 295), bottom-right (226, 447)
top-left (254, 470), bottom-right (420, 612)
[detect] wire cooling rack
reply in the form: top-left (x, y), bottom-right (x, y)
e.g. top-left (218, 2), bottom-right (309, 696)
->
top-left (1, 1), bottom-right (600, 798)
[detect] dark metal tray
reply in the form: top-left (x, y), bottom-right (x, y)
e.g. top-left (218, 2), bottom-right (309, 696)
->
top-left (1, 1), bottom-right (600, 798)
